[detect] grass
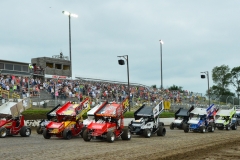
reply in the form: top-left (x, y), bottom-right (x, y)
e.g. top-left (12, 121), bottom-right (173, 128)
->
top-left (22, 107), bottom-right (175, 120)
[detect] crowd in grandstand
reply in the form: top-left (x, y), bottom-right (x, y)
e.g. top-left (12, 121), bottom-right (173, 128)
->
top-left (0, 74), bottom-right (203, 105)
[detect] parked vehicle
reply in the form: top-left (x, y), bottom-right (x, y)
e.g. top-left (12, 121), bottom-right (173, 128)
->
top-left (83, 96), bottom-right (131, 143)
top-left (0, 99), bottom-right (31, 138)
top-left (170, 106), bottom-right (194, 130)
top-left (215, 107), bottom-right (237, 130)
top-left (183, 104), bottom-right (216, 133)
top-left (43, 98), bottom-right (91, 140)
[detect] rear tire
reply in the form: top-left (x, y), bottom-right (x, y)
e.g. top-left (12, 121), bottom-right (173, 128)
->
top-left (36, 126), bottom-right (43, 134)
top-left (83, 129), bottom-right (91, 142)
top-left (170, 122), bottom-right (174, 130)
top-left (0, 127), bottom-right (7, 138)
top-left (121, 128), bottom-right (131, 140)
top-left (208, 122), bottom-right (214, 132)
top-left (232, 123), bottom-right (237, 130)
top-left (106, 131), bottom-right (115, 143)
top-left (43, 129), bottom-right (51, 139)
top-left (63, 129), bottom-right (72, 140)
top-left (20, 126), bottom-right (31, 137)
top-left (157, 126), bottom-right (166, 136)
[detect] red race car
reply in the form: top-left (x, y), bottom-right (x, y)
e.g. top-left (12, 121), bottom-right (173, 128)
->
top-left (83, 96), bottom-right (131, 143)
top-left (43, 98), bottom-right (91, 140)
top-left (0, 100), bottom-right (31, 138)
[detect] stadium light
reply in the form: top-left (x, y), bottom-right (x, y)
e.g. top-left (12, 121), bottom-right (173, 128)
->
top-left (159, 40), bottom-right (164, 90)
top-left (62, 11), bottom-right (78, 78)
top-left (117, 55), bottom-right (130, 111)
top-left (201, 71), bottom-right (210, 106)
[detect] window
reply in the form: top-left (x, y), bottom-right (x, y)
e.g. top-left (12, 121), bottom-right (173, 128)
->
top-left (0, 63), bottom-right (4, 69)
top-left (14, 65), bottom-right (21, 71)
top-left (55, 64), bottom-right (62, 69)
top-left (22, 66), bottom-right (28, 72)
top-left (63, 65), bottom-right (70, 70)
top-left (5, 64), bottom-right (13, 70)
top-left (46, 62), bottom-right (54, 68)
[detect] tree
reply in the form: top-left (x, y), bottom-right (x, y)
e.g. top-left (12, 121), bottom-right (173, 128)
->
top-left (168, 84), bottom-right (183, 92)
top-left (231, 66), bottom-right (240, 102)
top-left (212, 65), bottom-right (231, 89)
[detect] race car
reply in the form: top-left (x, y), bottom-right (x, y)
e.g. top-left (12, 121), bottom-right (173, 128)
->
top-left (83, 96), bottom-right (131, 143)
top-left (183, 104), bottom-right (216, 133)
top-left (128, 101), bottom-right (166, 138)
top-left (0, 99), bottom-right (31, 138)
top-left (43, 98), bottom-right (91, 140)
top-left (170, 106), bottom-right (194, 130)
top-left (215, 107), bottom-right (237, 130)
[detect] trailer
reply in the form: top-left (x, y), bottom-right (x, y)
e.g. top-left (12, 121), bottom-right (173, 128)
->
top-left (43, 98), bottom-right (91, 140)
top-left (128, 101), bottom-right (166, 138)
top-left (215, 107), bottom-right (237, 130)
top-left (0, 99), bottom-right (31, 138)
top-left (83, 96), bottom-right (131, 143)
top-left (170, 106), bottom-right (194, 130)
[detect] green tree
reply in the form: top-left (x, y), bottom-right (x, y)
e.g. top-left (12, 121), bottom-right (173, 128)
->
top-left (168, 84), bottom-right (183, 92)
top-left (230, 66), bottom-right (240, 103)
top-left (212, 65), bottom-right (231, 89)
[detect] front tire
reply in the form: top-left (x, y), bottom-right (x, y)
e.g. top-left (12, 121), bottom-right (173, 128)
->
top-left (0, 127), bottom-right (7, 138)
top-left (106, 131), bottom-right (115, 143)
top-left (200, 126), bottom-right (206, 133)
top-left (20, 126), bottom-right (31, 137)
top-left (43, 129), bottom-right (51, 139)
top-left (170, 122), bottom-right (174, 130)
top-left (208, 122), bottom-right (214, 132)
top-left (83, 129), bottom-right (91, 142)
top-left (63, 129), bottom-right (72, 140)
top-left (143, 129), bottom-right (151, 138)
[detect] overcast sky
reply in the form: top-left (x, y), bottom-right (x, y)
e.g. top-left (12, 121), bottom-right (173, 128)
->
top-left (1, 1), bottom-right (240, 95)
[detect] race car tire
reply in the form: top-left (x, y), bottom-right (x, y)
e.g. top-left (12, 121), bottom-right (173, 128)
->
top-left (208, 122), bottom-right (214, 132)
top-left (200, 126), bottom-right (206, 133)
top-left (20, 126), bottom-right (31, 137)
top-left (106, 131), bottom-right (115, 143)
top-left (83, 129), bottom-right (91, 142)
top-left (43, 129), bottom-right (51, 139)
top-left (226, 124), bottom-right (230, 131)
top-left (0, 127), bottom-right (7, 138)
top-left (121, 128), bottom-right (131, 140)
top-left (232, 123), bottom-right (237, 130)
top-left (143, 129), bottom-right (151, 138)
top-left (36, 126), bottom-right (43, 134)
top-left (63, 129), bottom-right (72, 140)
top-left (157, 126), bottom-right (166, 136)
top-left (183, 124), bottom-right (189, 133)
top-left (170, 122), bottom-right (174, 130)
top-left (159, 122), bottom-right (164, 127)
top-left (80, 126), bottom-right (86, 137)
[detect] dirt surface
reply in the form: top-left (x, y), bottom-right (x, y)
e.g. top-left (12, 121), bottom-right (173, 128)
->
top-left (1, 128), bottom-right (240, 160)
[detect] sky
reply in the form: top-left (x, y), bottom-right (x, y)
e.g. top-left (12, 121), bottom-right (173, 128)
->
top-left (1, 0), bottom-right (240, 95)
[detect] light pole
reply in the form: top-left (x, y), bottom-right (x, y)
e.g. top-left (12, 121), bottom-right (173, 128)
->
top-left (201, 71), bottom-right (210, 106)
top-left (117, 55), bottom-right (130, 111)
top-left (62, 11), bottom-right (78, 78)
top-left (159, 40), bottom-right (164, 90)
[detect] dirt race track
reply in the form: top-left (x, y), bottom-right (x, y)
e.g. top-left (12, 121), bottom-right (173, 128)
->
top-left (1, 127), bottom-right (240, 160)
